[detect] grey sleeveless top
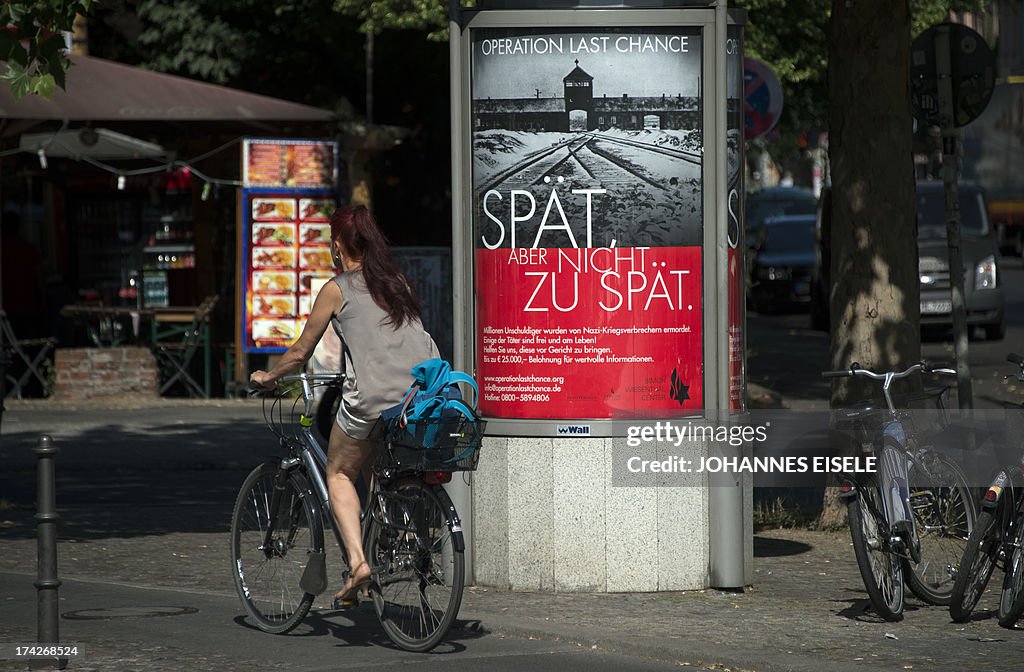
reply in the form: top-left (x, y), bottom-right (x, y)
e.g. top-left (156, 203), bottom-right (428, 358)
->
top-left (330, 271), bottom-right (439, 439)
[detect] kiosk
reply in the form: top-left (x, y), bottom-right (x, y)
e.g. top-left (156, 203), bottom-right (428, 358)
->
top-left (450, 0), bottom-right (750, 591)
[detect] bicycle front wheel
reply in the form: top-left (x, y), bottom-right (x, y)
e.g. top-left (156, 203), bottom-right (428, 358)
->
top-left (905, 453), bottom-right (977, 605)
top-left (230, 462), bottom-right (323, 634)
top-left (848, 485), bottom-right (904, 621)
top-left (367, 477), bottom-right (465, 652)
top-left (997, 509), bottom-right (1024, 628)
top-left (950, 510), bottom-right (1001, 622)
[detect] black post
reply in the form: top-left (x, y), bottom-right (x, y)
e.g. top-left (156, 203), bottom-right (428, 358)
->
top-left (31, 435), bottom-right (67, 671)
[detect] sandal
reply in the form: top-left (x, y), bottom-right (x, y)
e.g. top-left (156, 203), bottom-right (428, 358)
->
top-left (332, 560), bottom-right (371, 608)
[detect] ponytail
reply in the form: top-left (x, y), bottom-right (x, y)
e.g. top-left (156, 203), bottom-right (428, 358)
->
top-left (330, 205), bottom-right (421, 328)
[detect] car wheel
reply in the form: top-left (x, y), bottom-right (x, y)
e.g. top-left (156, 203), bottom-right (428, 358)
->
top-left (984, 319), bottom-right (1006, 341)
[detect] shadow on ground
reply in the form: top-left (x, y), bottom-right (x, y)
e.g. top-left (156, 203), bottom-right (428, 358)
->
top-left (0, 419), bottom-right (279, 541)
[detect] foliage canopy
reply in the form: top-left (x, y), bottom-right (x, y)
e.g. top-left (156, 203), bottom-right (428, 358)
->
top-left (0, 1), bottom-right (94, 99)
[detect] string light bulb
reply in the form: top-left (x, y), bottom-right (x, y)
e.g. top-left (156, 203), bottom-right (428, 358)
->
top-left (117, 175), bottom-right (126, 191)
top-left (37, 148), bottom-right (47, 169)
top-left (201, 182), bottom-right (211, 201)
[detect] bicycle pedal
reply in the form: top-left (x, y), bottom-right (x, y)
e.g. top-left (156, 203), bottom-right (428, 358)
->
top-left (332, 596), bottom-right (359, 610)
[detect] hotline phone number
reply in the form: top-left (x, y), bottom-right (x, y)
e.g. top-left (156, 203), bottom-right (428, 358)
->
top-left (498, 393), bottom-right (551, 402)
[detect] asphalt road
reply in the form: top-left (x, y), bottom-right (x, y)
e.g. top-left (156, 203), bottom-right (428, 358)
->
top-left (748, 255), bottom-right (1024, 410)
top-left (0, 573), bottom-right (694, 672)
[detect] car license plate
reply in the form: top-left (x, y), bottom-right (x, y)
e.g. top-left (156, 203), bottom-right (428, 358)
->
top-left (920, 300), bottom-right (952, 314)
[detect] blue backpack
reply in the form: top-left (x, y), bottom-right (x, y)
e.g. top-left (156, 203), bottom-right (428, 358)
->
top-left (382, 358), bottom-right (481, 453)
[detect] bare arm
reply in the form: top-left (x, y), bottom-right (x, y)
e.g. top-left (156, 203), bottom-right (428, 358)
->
top-left (250, 280), bottom-right (343, 389)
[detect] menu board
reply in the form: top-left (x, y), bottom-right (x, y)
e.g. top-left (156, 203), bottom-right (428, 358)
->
top-left (243, 139), bottom-right (338, 190)
top-left (244, 194), bottom-right (337, 351)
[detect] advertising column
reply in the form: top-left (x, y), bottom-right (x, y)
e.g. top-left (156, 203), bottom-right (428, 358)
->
top-left (461, 8), bottom-right (728, 593)
top-left (472, 28), bottom-right (705, 427)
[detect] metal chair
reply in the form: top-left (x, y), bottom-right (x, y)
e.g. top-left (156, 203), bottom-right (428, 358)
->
top-left (1, 310), bottom-right (57, 399)
top-left (153, 295), bottom-right (218, 398)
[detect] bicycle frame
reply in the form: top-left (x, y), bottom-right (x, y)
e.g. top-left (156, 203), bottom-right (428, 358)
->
top-left (830, 363), bottom-right (957, 560)
top-left (258, 372), bottom-right (467, 599)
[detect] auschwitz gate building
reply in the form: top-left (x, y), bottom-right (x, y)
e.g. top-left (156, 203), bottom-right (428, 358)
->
top-left (472, 60), bottom-right (701, 132)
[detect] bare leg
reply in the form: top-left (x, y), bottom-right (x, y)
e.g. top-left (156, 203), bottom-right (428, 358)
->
top-left (327, 420), bottom-right (375, 597)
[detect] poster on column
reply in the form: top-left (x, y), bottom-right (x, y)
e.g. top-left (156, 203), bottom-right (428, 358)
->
top-left (472, 27), bottom-right (705, 420)
top-left (727, 26), bottom-right (746, 413)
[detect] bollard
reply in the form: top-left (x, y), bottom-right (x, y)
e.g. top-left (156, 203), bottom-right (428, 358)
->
top-left (31, 435), bottom-right (67, 671)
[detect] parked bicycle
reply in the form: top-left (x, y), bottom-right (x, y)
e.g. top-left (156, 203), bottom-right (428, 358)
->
top-left (950, 352), bottom-right (1024, 628)
top-left (230, 372), bottom-right (483, 651)
top-left (823, 361), bottom-right (977, 621)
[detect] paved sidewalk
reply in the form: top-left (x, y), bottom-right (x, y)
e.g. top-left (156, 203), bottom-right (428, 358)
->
top-left (0, 399), bottom-right (1021, 671)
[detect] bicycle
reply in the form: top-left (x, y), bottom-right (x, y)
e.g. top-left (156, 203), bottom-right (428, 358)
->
top-left (823, 361), bottom-right (977, 621)
top-left (950, 352), bottom-right (1024, 628)
top-left (230, 372), bottom-right (483, 651)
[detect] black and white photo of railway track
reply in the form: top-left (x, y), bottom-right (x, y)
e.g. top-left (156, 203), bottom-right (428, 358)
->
top-left (475, 128), bottom-right (702, 247)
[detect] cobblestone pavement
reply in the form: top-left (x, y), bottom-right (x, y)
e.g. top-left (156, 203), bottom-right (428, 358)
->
top-left (1, 400), bottom-right (1022, 671)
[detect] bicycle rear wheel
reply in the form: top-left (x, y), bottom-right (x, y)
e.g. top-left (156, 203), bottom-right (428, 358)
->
top-left (231, 462), bottom-right (323, 634)
top-left (905, 454), bottom-right (977, 605)
top-left (950, 510), bottom-right (1001, 622)
top-left (848, 484), bottom-right (904, 621)
top-left (997, 509), bottom-right (1024, 628)
top-left (367, 477), bottom-right (465, 652)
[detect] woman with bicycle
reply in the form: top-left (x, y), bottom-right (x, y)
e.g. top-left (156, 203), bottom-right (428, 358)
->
top-left (250, 204), bottom-right (438, 605)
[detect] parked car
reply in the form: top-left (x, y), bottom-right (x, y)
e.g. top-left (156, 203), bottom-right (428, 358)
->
top-left (917, 181), bottom-right (1005, 340)
top-left (745, 186), bottom-right (818, 246)
top-left (810, 182), bottom-right (1005, 340)
top-left (748, 213), bottom-right (817, 314)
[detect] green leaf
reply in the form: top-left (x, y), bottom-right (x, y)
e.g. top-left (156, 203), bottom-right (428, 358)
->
top-left (10, 71), bottom-right (32, 100)
top-left (0, 63), bottom-right (23, 82)
top-left (31, 73), bottom-right (56, 99)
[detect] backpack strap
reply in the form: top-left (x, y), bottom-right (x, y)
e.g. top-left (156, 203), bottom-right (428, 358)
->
top-left (447, 371), bottom-right (479, 409)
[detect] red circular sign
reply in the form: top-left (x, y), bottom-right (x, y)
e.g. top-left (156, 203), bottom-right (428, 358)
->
top-left (744, 57), bottom-right (784, 141)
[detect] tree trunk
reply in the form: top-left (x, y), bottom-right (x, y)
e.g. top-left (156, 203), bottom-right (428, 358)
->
top-left (820, 0), bottom-right (921, 529)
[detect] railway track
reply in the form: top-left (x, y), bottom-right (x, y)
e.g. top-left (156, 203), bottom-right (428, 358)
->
top-left (478, 130), bottom-right (701, 195)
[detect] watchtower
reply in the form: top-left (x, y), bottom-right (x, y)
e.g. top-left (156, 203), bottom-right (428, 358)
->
top-left (563, 59), bottom-right (594, 131)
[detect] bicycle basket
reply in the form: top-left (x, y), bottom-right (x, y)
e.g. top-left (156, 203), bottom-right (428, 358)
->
top-left (903, 386), bottom-right (951, 437)
top-left (378, 415), bottom-right (485, 472)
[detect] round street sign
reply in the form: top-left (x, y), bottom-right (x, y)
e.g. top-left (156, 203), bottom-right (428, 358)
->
top-left (911, 22), bottom-right (995, 128)
top-left (744, 57), bottom-right (783, 141)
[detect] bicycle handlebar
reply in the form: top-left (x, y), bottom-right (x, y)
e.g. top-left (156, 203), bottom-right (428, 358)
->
top-left (821, 361), bottom-right (956, 381)
top-left (278, 373), bottom-right (345, 385)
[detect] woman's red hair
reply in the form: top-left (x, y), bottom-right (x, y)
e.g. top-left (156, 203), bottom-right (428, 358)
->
top-left (329, 205), bottom-right (421, 328)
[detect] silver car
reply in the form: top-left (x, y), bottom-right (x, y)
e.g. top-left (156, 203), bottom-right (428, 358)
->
top-left (917, 181), bottom-right (1005, 340)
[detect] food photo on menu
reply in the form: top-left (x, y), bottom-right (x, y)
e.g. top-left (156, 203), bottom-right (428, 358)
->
top-left (300, 247), bottom-right (332, 269)
top-left (299, 223), bottom-right (331, 245)
top-left (254, 294), bottom-right (297, 318)
top-left (253, 270), bottom-right (297, 293)
top-left (252, 197), bottom-right (297, 221)
top-left (299, 198), bottom-right (335, 221)
top-left (251, 247), bottom-right (296, 269)
top-left (251, 318), bottom-right (297, 345)
top-left (252, 222), bottom-right (296, 246)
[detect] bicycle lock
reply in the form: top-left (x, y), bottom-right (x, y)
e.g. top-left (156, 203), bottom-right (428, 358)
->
top-left (32, 434), bottom-right (67, 671)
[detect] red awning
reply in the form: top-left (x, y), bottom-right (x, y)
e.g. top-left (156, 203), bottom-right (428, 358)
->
top-left (0, 55), bottom-right (337, 123)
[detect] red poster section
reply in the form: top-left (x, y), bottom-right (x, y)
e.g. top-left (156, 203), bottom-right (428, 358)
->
top-left (476, 246), bottom-right (703, 419)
